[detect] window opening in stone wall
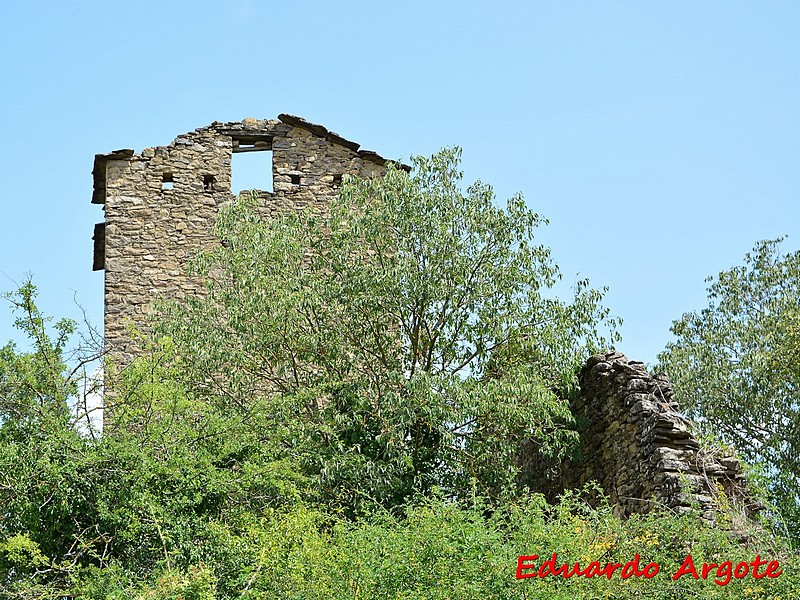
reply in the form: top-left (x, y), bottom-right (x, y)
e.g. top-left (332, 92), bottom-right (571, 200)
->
top-left (203, 174), bottom-right (215, 192)
top-left (161, 173), bottom-right (174, 190)
top-left (290, 174), bottom-right (301, 185)
top-left (231, 150), bottom-right (273, 195)
top-left (92, 222), bottom-right (106, 271)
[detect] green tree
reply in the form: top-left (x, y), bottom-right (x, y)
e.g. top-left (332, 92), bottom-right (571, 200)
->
top-left (0, 282), bottom-right (99, 596)
top-left (159, 148), bottom-right (620, 512)
top-left (657, 238), bottom-right (800, 538)
top-left (0, 285), bottom-right (302, 598)
top-left (0, 281), bottom-right (77, 432)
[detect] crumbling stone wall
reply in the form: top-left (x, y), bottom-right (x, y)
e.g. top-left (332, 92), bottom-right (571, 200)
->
top-left (91, 117), bottom-right (754, 523)
top-left (566, 352), bottom-right (752, 520)
top-left (92, 115), bottom-right (397, 365)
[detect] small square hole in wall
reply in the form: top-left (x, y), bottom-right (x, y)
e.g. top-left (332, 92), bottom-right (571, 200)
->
top-left (161, 173), bottom-right (174, 190)
top-left (203, 174), bottom-right (215, 192)
top-left (290, 174), bottom-right (301, 185)
top-left (332, 174), bottom-right (343, 188)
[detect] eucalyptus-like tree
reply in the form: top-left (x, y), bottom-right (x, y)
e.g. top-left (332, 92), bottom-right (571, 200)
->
top-left (160, 148), bottom-right (620, 511)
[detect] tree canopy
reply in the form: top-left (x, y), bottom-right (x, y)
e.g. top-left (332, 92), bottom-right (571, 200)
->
top-left (657, 238), bottom-right (800, 540)
top-left (157, 148), bottom-right (620, 511)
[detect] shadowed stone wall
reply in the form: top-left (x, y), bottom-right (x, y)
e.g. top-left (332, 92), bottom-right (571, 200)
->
top-left (566, 352), bottom-right (753, 521)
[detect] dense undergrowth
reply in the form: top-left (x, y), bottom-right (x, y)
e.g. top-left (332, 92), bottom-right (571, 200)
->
top-left (2, 151), bottom-right (796, 598)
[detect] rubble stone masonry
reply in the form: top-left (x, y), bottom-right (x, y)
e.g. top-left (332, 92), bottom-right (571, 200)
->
top-left (93, 115), bottom-right (394, 364)
top-left (567, 352), bottom-right (753, 521)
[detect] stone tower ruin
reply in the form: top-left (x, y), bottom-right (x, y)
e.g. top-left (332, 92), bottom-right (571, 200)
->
top-left (92, 114), bottom-right (397, 364)
top-left (91, 116), bottom-right (754, 523)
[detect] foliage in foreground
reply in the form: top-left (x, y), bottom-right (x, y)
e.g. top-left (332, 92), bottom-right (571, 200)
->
top-left (0, 300), bottom-right (794, 599)
top-left (4, 466), bottom-right (799, 600)
top-left (657, 238), bottom-right (800, 541)
top-left (3, 316), bottom-right (793, 598)
top-left (1, 151), bottom-right (797, 597)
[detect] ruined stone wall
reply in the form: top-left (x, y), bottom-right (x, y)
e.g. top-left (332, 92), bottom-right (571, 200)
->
top-left (566, 352), bottom-right (752, 521)
top-left (91, 117), bottom-right (754, 523)
top-left (93, 115), bottom-right (394, 365)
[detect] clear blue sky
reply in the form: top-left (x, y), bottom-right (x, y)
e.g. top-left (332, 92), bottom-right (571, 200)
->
top-left (1, 1), bottom-right (797, 367)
